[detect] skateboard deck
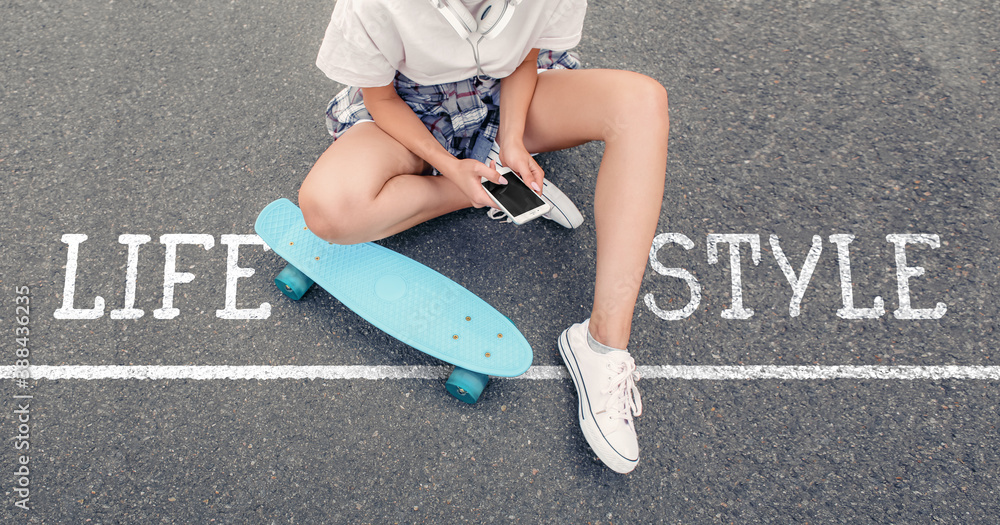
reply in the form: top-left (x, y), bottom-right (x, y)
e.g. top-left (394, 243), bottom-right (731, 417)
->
top-left (254, 199), bottom-right (533, 402)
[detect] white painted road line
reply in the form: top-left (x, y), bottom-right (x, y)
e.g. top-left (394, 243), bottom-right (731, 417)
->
top-left (3, 365), bottom-right (1000, 381)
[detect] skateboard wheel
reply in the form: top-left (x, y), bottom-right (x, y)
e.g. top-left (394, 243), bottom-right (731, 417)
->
top-left (275, 264), bottom-right (314, 301)
top-left (445, 367), bottom-right (489, 404)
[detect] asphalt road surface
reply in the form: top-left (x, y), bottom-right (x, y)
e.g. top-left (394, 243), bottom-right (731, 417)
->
top-left (2, 0), bottom-right (998, 522)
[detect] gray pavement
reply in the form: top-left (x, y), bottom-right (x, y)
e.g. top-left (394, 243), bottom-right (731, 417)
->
top-left (2, 0), bottom-right (999, 522)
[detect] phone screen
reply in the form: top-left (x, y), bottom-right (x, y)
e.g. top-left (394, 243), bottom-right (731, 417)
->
top-left (482, 173), bottom-right (546, 217)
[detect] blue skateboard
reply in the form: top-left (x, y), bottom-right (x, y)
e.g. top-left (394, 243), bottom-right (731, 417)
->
top-left (254, 199), bottom-right (533, 403)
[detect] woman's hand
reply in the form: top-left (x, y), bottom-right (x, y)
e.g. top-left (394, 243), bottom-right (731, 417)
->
top-left (439, 158), bottom-right (509, 209)
top-left (497, 139), bottom-right (544, 196)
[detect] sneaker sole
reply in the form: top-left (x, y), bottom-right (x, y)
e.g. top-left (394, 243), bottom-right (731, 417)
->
top-left (558, 328), bottom-right (639, 474)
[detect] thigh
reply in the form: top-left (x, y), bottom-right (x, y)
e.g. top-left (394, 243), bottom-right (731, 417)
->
top-left (521, 68), bottom-right (668, 154)
top-left (300, 121), bottom-right (432, 201)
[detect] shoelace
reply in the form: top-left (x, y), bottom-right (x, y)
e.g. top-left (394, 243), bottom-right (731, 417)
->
top-left (603, 355), bottom-right (643, 423)
top-left (486, 208), bottom-right (512, 223)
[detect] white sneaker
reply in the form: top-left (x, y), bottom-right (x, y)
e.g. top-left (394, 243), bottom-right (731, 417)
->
top-left (539, 178), bottom-right (585, 228)
top-left (485, 178), bottom-right (584, 228)
top-left (558, 319), bottom-right (642, 473)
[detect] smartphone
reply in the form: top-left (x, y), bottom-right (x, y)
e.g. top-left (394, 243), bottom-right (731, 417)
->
top-left (481, 167), bottom-right (551, 225)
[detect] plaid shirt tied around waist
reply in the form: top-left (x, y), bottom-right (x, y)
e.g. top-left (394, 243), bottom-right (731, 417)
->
top-left (325, 50), bottom-right (580, 164)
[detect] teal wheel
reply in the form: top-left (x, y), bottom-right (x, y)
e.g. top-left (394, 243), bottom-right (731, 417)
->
top-left (445, 367), bottom-right (489, 404)
top-left (274, 264), bottom-right (314, 300)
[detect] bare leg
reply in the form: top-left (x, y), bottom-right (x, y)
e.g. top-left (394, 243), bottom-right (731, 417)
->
top-left (521, 69), bottom-right (669, 350)
top-left (299, 122), bottom-right (472, 244)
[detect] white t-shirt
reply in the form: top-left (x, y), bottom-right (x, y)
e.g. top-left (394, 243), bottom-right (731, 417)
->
top-left (316, 0), bottom-right (587, 87)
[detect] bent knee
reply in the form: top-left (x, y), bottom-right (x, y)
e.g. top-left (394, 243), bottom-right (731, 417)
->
top-left (298, 186), bottom-right (366, 245)
top-left (606, 74), bottom-right (669, 139)
top-left (627, 75), bottom-right (668, 122)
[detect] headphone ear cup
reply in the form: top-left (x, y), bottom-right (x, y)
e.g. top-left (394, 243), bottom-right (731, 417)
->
top-left (476, 2), bottom-right (502, 27)
top-left (436, 0), bottom-right (478, 39)
top-left (477, 1), bottom-right (515, 40)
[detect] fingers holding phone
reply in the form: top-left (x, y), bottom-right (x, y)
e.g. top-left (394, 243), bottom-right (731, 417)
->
top-left (481, 166), bottom-right (551, 224)
top-left (499, 148), bottom-right (545, 196)
top-left (444, 159), bottom-right (507, 208)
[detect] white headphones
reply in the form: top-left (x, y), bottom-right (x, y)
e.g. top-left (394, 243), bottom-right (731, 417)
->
top-left (429, 0), bottom-right (522, 78)
top-left (429, 0), bottom-right (521, 41)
